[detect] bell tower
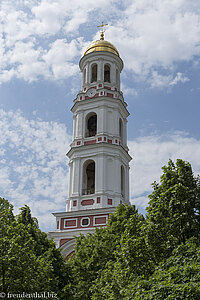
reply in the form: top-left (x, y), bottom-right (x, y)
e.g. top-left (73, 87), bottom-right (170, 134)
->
top-left (48, 26), bottom-right (132, 260)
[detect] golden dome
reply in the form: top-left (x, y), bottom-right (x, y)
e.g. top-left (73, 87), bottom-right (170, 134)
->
top-left (84, 39), bottom-right (119, 57)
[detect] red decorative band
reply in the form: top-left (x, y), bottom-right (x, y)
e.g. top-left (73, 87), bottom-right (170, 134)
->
top-left (84, 140), bottom-right (96, 145)
top-left (108, 198), bottom-right (112, 205)
top-left (60, 238), bottom-right (72, 247)
top-left (81, 199), bottom-right (94, 206)
top-left (94, 217), bottom-right (106, 225)
top-left (107, 93), bottom-right (113, 98)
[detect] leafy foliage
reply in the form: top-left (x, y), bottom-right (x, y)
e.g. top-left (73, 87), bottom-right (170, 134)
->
top-left (125, 239), bottom-right (200, 299)
top-left (67, 204), bottom-right (141, 299)
top-left (1, 159), bottom-right (200, 299)
top-left (146, 159), bottom-right (200, 262)
top-left (0, 198), bottom-right (69, 298)
top-left (66, 159), bottom-right (200, 300)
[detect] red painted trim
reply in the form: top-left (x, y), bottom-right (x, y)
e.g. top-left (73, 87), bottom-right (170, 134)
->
top-left (77, 141), bottom-right (81, 145)
top-left (73, 200), bottom-right (77, 207)
top-left (97, 197), bottom-right (101, 203)
top-left (115, 139), bottom-right (118, 143)
top-left (107, 93), bottom-right (113, 98)
top-left (57, 221), bottom-right (59, 229)
top-left (107, 139), bottom-right (112, 144)
top-left (65, 219), bottom-right (76, 227)
top-left (99, 84), bottom-right (102, 87)
top-left (60, 238), bottom-right (72, 247)
top-left (84, 140), bottom-right (96, 145)
top-left (61, 213), bottom-right (110, 230)
top-left (81, 199), bottom-right (94, 206)
top-left (108, 198), bottom-right (113, 205)
top-left (94, 216), bottom-right (107, 225)
top-left (104, 86), bottom-right (111, 90)
top-left (104, 137), bottom-right (106, 141)
top-left (98, 137), bottom-right (102, 141)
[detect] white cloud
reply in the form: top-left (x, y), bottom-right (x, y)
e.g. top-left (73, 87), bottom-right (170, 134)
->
top-left (1, 109), bottom-right (199, 230)
top-left (0, 109), bottom-right (71, 231)
top-left (0, 0), bottom-right (199, 86)
top-left (169, 72), bottom-right (190, 86)
top-left (149, 71), bottom-right (173, 88)
top-left (121, 83), bottom-right (138, 96)
top-left (128, 132), bottom-right (200, 211)
top-left (107, 0), bottom-right (200, 83)
top-left (149, 71), bottom-right (189, 88)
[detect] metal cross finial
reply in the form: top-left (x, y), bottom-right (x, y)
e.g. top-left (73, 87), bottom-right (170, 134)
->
top-left (97, 21), bottom-right (108, 40)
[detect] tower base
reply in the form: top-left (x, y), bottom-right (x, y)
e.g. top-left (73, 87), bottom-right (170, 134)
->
top-left (48, 207), bottom-right (116, 260)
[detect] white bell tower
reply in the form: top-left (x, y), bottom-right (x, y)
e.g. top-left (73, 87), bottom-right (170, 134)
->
top-left (48, 25), bottom-right (132, 260)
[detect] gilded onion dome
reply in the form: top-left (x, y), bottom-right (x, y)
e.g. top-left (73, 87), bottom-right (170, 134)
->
top-left (84, 39), bottom-right (119, 57)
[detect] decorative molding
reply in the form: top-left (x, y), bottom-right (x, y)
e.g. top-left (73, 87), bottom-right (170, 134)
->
top-left (81, 217), bottom-right (90, 227)
top-left (94, 215), bottom-right (108, 226)
top-left (60, 238), bottom-right (72, 247)
top-left (81, 199), bottom-right (95, 206)
top-left (108, 198), bottom-right (113, 205)
top-left (63, 218), bottom-right (77, 229)
top-left (84, 139), bottom-right (96, 145)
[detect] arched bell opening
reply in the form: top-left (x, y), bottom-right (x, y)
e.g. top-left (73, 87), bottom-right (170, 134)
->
top-left (91, 63), bottom-right (97, 83)
top-left (82, 160), bottom-right (95, 195)
top-left (104, 64), bottom-right (110, 83)
top-left (121, 165), bottom-right (125, 198)
top-left (85, 113), bottom-right (97, 137)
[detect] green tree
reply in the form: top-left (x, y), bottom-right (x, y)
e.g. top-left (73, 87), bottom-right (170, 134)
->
top-left (0, 198), bottom-right (15, 294)
top-left (17, 204), bottom-right (70, 296)
top-left (67, 204), bottom-right (139, 300)
top-left (125, 238), bottom-right (200, 300)
top-left (145, 159), bottom-right (200, 262)
top-left (0, 198), bottom-right (69, 299)
top-left (90, 207), bottom-right (148, 300)
top-left (68, 159), bottom-right (200, 299)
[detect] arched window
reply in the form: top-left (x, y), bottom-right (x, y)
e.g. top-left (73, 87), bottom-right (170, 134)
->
top-left (91, 64), bottom-right (97, 83)
top-left (121, 165), bottom-right (125, 198)
top-left (85, 113), bottom-right (97, 137)
top-left (104, 64), bottom-right (110, 83)
top-left (82, 160), bottom-right (95, 195)
top-left (119, 118), bottom-right (123, 144)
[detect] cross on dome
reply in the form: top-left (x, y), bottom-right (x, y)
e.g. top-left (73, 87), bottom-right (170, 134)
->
top-left (97, 21), bottom-right (108, 40)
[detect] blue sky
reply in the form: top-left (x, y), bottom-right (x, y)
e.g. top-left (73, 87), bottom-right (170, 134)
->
top-left (0, 0), bottom-right (200, 231)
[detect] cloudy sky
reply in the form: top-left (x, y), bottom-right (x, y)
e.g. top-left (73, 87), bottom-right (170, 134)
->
top-left (0, 0), bottom-right (200, 231)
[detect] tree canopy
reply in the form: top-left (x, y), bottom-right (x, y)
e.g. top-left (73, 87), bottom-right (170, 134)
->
top-left (1, 159), bottom-right (200, 299)
top-left (0, 198), bottom-right (69, 298)
top-left (65, 159), bottom-right (200, 299)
